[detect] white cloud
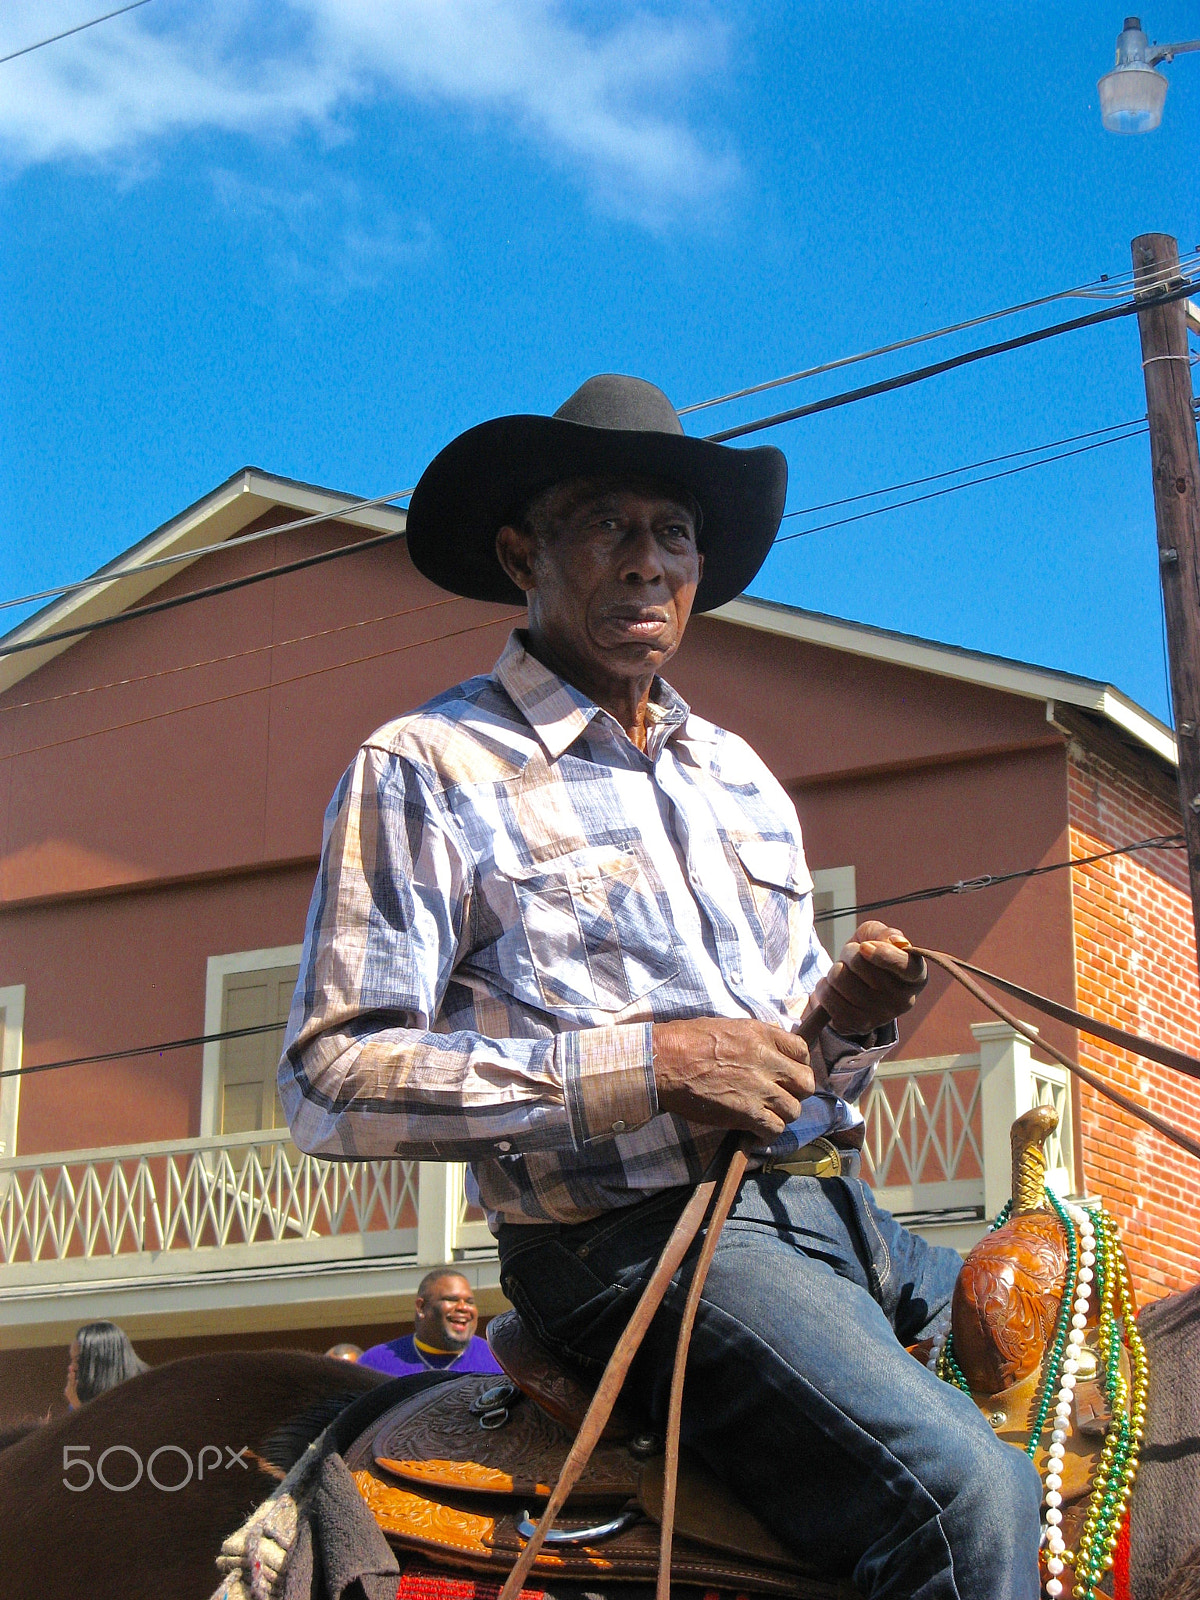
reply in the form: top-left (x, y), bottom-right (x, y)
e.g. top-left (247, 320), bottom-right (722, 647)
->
top-left (210, 167), bottom-right (436, 296)
top-left (0, 1), bottom-right (736, 215)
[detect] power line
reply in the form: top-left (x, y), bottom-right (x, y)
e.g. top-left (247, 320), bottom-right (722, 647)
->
top-left (2, 280), bottom-right (1193, 663)
top-left (777, 417), bottom-right (1145, 522)
top-left (0, 0), bottom-right (152, 65)
top-left (773, 424), bottom-right (1148, 546)
top-left (0, 419), bottom-right (1148, 665)
top-left (0, 525), bottom-right (410, 662)
top-left (3, 594), bottom-right (463, 716)
top-left (0, 426), bottom-right (1142, 717)
top-left (0, 485), bottom-right (413, 618)
top-left (0, 421), bottom-right (1141, 660)
top-left (812, 835), bottom-right (1184, 925)
top-left (680, 253), bottom-right (1200, 418)
top-left (2, 265), bottom-right (1188, 626)
top-left (1, 264), bottom-right (1188, 626)
top-left (11, 608), bottom-right (523, 760)
top-left (5, 833), bottom-right (1184, 1082)
top-left (0, 418), bottom-right (1156, 669)
top-left (0, 1021), bottom-right (283, 1082)
top-left (703, 277), bottom-right (1200, 444)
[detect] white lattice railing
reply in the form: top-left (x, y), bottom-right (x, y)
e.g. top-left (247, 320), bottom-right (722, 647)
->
top-left (860, 1023), bottom-right (1075, 1229)
top-left (0, 1130), bottom-right (445, 1284)
top-left (1030, 1066), bottom-right (1072, 1180)
top-left (862, 1054), bottom-right (985, 1218)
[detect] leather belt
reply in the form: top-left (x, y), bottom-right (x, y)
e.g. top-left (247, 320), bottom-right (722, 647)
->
top-left (761, 1133), bottom-right (861, 1179)
top-left (827, 1123), bottom-right (866, 1151)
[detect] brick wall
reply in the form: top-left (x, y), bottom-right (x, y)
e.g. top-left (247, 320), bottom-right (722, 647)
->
top-left (1067, 733), bottom-right (1200, 1303)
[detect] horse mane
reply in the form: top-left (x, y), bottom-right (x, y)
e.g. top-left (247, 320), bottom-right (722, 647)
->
top-left (258, 1391), bottom-right (368, 1476)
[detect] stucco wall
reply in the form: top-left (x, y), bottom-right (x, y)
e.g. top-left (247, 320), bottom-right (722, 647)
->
top-left (0, 513), bottom-right (518, 905)
top-left (1, 865), bottom-right (318, 1155)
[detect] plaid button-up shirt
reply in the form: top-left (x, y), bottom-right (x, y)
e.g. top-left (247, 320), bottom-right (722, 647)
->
top-left (279, 632), bottom-right (892, 1227)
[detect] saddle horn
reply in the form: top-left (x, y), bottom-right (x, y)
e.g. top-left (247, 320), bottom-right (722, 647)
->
top-left (950, 1104), bottom-right (1069, 1394)
top-left (1010, 1104), bottom-right (1060, 1214)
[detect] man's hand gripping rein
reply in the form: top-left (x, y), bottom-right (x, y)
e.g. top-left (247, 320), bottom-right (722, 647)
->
top-left (650, 922), bottom-right (927, 1140)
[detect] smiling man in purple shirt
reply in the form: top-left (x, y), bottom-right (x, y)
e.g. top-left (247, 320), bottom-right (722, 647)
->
top-left (358, 1270), bottom-right (503, 1378)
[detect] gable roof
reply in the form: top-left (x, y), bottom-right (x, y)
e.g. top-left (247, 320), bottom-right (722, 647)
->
top-left (0, 468), bottom-right (407, 699)
top-left (710, 596), bottom-right (1177, 769)
top-left (0, 470), bottom-right (1174, 770)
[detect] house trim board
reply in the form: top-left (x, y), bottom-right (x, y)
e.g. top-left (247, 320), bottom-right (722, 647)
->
top-left (712, 597), bottom-right (1177, 769)
top-left (0, 469), bottom-right (407, 698)
top-left (811, 865), bottom-right (857, 962)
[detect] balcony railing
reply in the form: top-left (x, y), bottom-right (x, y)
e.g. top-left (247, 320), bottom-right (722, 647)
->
top-left (860, 1021), bottom-right (1074, 1236)
top-left (0, 1021), bottom-right (1071, 1335)
top-left (0, 1130), bottom-right (503, 1296)
top-left (0, 1130), bottom-right (419, 1269)
top-left (863, 1052), bottom-right (985, 1217)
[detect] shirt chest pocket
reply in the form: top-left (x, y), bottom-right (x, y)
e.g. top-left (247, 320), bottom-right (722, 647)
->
top-left (732, 839), bottom-right (812, 974)
top-left (507, 848), bottom-right (679, 1015)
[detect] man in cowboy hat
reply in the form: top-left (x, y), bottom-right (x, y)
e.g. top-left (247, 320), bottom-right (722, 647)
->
top-left (280, 375), bottom-right (1042, 1598)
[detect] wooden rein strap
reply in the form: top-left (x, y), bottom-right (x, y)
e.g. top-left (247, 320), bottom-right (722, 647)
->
top-left (494, 1164), bottom-right (721, 1600)
top-left (655, 1136), bottom-right (750, 1600)
top-left (653, 1003), bottom-right (829, 1600)
top-left (912, 946), bottom-right (1200, 1164)
top-left (937, 952), bottom-right (1200, 1083)
top-left (499, 1004), bottom-right (831, 1600)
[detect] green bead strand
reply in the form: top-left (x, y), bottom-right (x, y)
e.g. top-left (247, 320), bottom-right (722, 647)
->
top-left (1023, 1187), bottom-right (1079, 1456)
top-left (929, 1190), bottom-right (1148, 1600)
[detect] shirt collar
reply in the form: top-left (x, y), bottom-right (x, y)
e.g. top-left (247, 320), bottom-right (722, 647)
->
top-left (491, 631), bottom-right (692, 761)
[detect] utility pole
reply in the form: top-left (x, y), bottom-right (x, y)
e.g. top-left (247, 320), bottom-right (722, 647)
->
top-left (1132, 233), bottom-right (1200, 966)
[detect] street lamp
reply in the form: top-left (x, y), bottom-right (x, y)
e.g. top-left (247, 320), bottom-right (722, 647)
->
top-left (1098, 15), bottom-right (1200, 132)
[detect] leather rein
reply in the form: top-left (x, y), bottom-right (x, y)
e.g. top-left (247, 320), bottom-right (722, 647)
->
top-left (910, 946), bottom-right (1200, 1165)
top-left (496, 952), bottom-right (1200, 1600)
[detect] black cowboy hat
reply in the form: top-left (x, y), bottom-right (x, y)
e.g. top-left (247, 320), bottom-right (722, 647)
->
top-left (404, 373), bottom-right (788, 613)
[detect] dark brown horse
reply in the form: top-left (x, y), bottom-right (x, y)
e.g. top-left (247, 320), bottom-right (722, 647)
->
top-left (0, 1349), bottom-right (384, 1600)
top-left (1, 1322), bottom-right (1198, 1600)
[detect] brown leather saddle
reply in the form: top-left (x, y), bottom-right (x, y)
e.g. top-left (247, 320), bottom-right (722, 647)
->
top-left (343, 1309), bottom-right (853, 1598)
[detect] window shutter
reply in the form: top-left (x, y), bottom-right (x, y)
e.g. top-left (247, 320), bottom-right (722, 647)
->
top-left (218, 965), bottom-right (298, 1135)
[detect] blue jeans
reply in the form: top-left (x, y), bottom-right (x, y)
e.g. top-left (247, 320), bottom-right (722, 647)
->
top-left (498, 1171), bottom-right (1041, 1600)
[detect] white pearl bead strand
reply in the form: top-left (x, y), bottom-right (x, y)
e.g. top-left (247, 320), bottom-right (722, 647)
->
top-left (1042, 1203), bottom-right (1096, 1598)
top-left (925, 1304), bottom-right (954, 1374)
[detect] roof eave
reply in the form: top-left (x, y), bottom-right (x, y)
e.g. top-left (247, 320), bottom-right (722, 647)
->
top-left (711, 594), bottom-right (1178, 770)
top-left (0, 470), bottom-right (407, 698)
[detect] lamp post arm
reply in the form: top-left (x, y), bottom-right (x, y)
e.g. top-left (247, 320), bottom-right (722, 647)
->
top-left (1149, 38), bottom-right (1200, 65)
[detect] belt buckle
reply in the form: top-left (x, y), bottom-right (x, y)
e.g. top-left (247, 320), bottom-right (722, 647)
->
top-left (804, 1136), bottom-right (844, 1179)
top-left (768, 1136), bottom-right (844, 1179)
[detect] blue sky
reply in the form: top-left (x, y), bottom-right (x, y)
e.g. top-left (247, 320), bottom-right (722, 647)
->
top-left (1, 1), bottom-right (1197, 722)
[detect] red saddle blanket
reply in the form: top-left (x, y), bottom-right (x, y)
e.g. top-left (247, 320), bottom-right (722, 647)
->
top-left (394, 1561), bottom-right (810, 1600)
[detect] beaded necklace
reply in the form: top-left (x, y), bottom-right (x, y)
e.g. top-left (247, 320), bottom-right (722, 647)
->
top-left (926, 1190), bottom-right (1148, 1600)
top-left (410, 1337), bottom-right (466, 1371)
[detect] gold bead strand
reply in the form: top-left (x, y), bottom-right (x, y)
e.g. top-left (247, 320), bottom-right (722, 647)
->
top-left (1073, 1207), bottom-right (1123, 1597)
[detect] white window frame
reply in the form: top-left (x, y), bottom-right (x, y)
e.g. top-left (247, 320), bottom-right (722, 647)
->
top-left (0, 983), bottom-right (26, 1159)
top-left (811, 866), bottom-right (858, 963)
top-left (200, 946), bottom-right (303, 1137)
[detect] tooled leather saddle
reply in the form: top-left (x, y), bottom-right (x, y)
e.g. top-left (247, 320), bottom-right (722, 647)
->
top-left (342, 1309), bottom-right (852, 1598)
